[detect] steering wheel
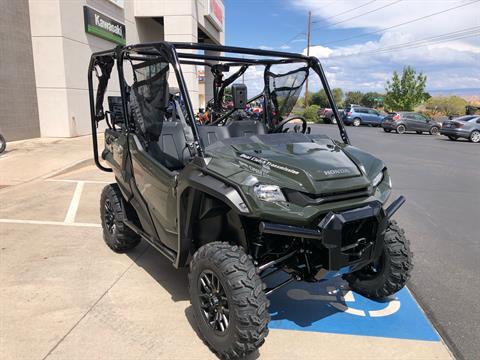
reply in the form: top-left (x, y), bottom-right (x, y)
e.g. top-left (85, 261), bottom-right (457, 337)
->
top-left (270, 116), bottom-right (308, 134)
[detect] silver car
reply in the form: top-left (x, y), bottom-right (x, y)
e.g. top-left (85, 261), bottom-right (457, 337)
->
top-left (0, 126), bottom-right (6, 154)
top-left (440, 115), bottom-right (480, 143)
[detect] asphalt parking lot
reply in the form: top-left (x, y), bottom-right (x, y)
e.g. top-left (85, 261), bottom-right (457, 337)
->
top-left (1, 126), bottom-right (475, 359)
top-left (311, 124), bottom-right (480, 360)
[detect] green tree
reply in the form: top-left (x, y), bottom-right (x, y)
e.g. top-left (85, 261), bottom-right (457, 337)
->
top-left (302, 105), bottom-right (321, 123)
top-left (332, 88), bottom-right (344, 108)
top-left (310, 88), bottom-right (343, 108)
top-left (384, 66), bottom-right (427, 111)
top-left (425, 96), bottom-right (467, 116)
top-left (361, 92), bottom-right (384, 108)
top-left (344, 91), bottom-right (364, 106)
top-left (310, 89), bottom-right (328, 107)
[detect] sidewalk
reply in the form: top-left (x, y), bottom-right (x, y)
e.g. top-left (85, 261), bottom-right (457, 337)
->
top-left (0, 135), bottom-right (96, 187)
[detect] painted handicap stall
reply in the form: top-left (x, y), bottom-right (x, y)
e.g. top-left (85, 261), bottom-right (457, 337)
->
top-left (267, 275), bottom-right (439, 342)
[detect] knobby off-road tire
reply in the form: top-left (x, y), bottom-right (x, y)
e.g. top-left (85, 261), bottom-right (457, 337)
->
top-left (0, 134), bottom-right (6, 154)
top-left (189, 242), bottom-right (270, 360)
top-left (345, 220), bottom-right (413, 299)
top-left (100, 184), bottom-right (140, 253)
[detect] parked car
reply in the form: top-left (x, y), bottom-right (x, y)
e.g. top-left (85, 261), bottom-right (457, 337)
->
top-left (318, 108), bottom-right (343, 124)
top-left (0, 127), bottom-right (6, 154)
top-left (440, 115), bottom-right (480, 143)
top-left (343, 106), bottom-right (386, 126)
top-left (382, 112), bottom-right (441, 135)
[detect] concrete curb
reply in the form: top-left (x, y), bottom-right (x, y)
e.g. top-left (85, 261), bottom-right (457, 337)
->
top-left (41, 158), bottom-right (94, 179)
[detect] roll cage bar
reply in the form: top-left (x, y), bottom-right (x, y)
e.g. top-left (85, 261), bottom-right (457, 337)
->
top-left (88, 42), bottom-right (349, 172)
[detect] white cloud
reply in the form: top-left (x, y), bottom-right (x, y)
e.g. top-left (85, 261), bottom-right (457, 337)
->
top-left (292, 0), bottom-right (480, 92)
top-left (280, 44), bottom-right (291, 49)
top-left (259, 45), bottom-right (274, 50)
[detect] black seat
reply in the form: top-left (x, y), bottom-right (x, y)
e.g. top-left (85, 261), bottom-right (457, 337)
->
top-left (197, 126), bottom-right (230, 147)
top-left (149, 121), bottom-right (192, 171)
top-left (226, 120), bottom-right (266, 137)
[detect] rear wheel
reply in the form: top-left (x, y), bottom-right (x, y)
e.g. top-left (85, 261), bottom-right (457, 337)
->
top-left (416, 131), bottom-right (422, 134)
top-left (429, 126), bottom-right (439, 135)
top-left (396, 124), bottom-right (406, 134)
top-left (0, 134), bottom-right (6, 154)
top-left (352, 118), bottom-right (361, 127)
top-left (189, 242), bottom-right (270, 360)
top-left (448, 136), bottom-right (457, 141)
top-left (100, 184), bottom-right (140, 253)
top-left (469, 130), bottom-right (480, 143)
top-left (344, 220), bottom-right (413, 299)
top-left (383, 128), bottom-right (391, 133)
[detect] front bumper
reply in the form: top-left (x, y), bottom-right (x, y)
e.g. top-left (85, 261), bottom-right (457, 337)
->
top-left (440, 128), bottom-right (469, 139)
top-left (259, 196), bottom-right (405, 272)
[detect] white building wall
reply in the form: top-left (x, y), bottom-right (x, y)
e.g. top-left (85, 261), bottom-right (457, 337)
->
top-left (28, 0), bottom-right (223, 138)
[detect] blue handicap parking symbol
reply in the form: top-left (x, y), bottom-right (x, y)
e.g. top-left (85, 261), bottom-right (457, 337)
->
top-left (267, 275), bottom-right (439, 341)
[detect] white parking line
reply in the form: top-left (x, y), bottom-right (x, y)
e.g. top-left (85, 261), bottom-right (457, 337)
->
top-left (46, 179), bottom-right (111, 184)
top-left (64, 181), bottom-right (85, 223)
top-left (0, 219), bottom-right (100, 227)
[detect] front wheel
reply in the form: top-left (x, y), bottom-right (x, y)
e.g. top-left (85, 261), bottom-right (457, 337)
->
top-left (429, 126), bottom-right (439, 135)
top-left (189, 242), bottom-right (270, 359)
top-left (344, 220), bottom-right (413, 299)
top-left (352, 118), bottom-right (361, 127)
top-left (469, 130), bottom-right (480, 143)
top-left (0, 134), bottom-right (6, 154)
top-left (383, 128), bottom-right (391, 133)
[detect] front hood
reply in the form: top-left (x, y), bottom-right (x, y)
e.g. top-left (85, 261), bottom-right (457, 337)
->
top-left (232, 139), bottom-right (361, 181)
top-left (203, 134), bottom-right (385, 195)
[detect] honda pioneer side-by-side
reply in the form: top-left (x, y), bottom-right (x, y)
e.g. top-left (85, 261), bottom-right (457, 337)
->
top-left (88, 42), bottom-right (413, 359)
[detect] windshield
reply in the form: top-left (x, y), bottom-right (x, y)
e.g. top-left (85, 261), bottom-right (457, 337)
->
top-left (453, 115), bottom-right (475, 122)
top-left (266, 66), bottom-right (308, 117)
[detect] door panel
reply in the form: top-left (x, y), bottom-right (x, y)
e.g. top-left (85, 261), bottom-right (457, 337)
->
top-left (404, 114), bottom-right (418, 130)
top-left (129, 134), bottom-right (178, 250)
top-left (104, 128), bottom-right (130, 191)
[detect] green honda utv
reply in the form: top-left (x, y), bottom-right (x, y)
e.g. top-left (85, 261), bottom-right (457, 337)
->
top-left (88, 42), bottom-right (413, 359)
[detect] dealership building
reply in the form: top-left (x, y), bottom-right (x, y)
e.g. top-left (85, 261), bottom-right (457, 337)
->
top-left (1, 0), bottom-right (224, 141)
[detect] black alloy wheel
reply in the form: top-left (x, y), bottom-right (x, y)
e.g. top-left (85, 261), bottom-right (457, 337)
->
top-left (198, 270), bottom-right (230, 334)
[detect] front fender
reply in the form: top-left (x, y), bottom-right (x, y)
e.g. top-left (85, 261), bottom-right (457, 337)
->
top-left (175, 165), bottom-right (250, 267)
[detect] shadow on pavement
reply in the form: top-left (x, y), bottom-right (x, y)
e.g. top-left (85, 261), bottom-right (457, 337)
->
top-left (127, 242), bottom-right (189, 302)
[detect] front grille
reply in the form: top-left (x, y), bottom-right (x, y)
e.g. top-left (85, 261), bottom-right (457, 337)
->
top-left (285, 187), bottom-right (370, 206)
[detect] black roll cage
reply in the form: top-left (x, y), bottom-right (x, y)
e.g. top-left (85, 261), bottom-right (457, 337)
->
top-left (88, 41), bottom-right (349, 172)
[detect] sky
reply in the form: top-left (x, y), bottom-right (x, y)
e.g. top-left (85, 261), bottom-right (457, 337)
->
top-left (225, 0), bottom-right (480, 95)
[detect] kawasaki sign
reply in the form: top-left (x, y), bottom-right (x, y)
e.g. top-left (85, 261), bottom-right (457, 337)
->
top-left (83, 6), bottom-right (126, 45)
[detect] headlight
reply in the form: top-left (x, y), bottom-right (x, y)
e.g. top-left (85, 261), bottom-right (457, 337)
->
top-left (253, 184), bottom-right (286, 202)
top-left (372, 171), bottom-right (384, 187)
